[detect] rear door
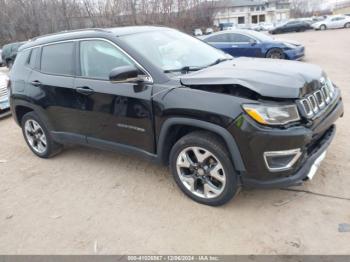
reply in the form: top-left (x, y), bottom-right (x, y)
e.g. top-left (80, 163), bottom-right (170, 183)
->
top-left (328, 17), bottom-right (343, 28)
top-left (334, 17), bottom-right (346, 28)
top-left (74, 39), bottom-right (154, 153)
top-left (27, 41), bottom-right (86, 143)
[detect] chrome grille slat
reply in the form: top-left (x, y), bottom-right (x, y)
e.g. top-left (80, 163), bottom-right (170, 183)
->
top-left (298, 77), bottom-right (336, 119)
top-left (0, 86), bottom-right (8, 99)
top-left (314, 90), bottom-right (325, 109)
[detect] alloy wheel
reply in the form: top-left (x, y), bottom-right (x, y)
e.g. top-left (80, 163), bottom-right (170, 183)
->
top-left (269, 51), bottom-right (284, 59)
top-left (24, 119), bottom-right (47, 154)
top-left (176, 146), bottom-right (226, 199)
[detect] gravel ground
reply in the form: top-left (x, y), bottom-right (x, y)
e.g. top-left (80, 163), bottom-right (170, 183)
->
top-left (0, 29), bottom-right (350, 255)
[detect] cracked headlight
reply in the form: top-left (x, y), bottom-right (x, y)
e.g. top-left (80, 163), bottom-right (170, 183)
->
top-left (242, 104), bottom-right (300, 126)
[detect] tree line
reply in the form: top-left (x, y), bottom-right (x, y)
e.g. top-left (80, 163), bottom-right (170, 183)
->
top-left (0, 0), bottom-right (216, 46)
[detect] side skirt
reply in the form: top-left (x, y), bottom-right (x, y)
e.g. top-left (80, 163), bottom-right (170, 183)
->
top-left (51, 131), bottom-right (159, 163)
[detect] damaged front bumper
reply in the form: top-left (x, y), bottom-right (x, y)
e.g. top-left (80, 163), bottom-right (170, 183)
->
top-left (242, 125), bottom-right (336, 188)
top-left (228, 93), bottom-right (344, 188)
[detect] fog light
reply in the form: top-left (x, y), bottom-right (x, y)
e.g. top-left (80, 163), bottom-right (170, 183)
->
top-left (264, 149), bottom-right (302, 172)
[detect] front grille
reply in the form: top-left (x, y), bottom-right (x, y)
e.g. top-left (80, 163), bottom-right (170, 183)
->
top-left (298, 77), bottom-right (335, 119)
top-left (0, 78), bottom-right (8, 100)
top-left (0, 86), bottom-right (8, 99)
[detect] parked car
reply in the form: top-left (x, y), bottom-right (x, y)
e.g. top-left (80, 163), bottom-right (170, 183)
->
top-left (269, 20), bottom-right (312, 34)
top-left (193, 28), bottom-right (203, 36)
top-left (201, 29), bottom-right (305, 60)
top-left (205, 28), bottom-right (214, 35)
top-left (219, 22), bottom-right (234, 31)
top-left (0, 73), bottom-right (10, 117)
top-left (312, 15), bottom-right (350, 30)
top-left (10, 27), bottom-right (343, 206)
top-left (252, 22), bottom-right (274, 31)
top-left (345, 14), bottom-right (350, 17)
top-left (1, 41), bottom-right (25, 68)
top-left (0, 49), bottom-right (3, 66)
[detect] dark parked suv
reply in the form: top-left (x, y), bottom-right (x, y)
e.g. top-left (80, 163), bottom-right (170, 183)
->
top-left (1, 41), bottom-right (25, 68)
top-left (9, 27), bottom-right (344, 206)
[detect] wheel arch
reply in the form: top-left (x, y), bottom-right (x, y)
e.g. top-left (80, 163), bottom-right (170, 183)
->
top-left (265, 47), bottom-right (285, 59)
top-left (14, 105), bottom-right (34, 125)
top-left (13, 101), bottom-right (53, 130)
top-left (157, 117), bottom-right (246, 172)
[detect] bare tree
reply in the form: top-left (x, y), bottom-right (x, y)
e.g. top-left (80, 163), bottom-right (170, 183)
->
top-left (0, 0), bottom-right (217, 46)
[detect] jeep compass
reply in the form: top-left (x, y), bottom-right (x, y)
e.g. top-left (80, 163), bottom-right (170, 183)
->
top-left (9, 27), bottom-right (344, 206)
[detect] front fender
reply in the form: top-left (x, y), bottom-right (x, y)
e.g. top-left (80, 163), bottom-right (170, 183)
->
top-left (157, 117), bottom-right (246, 172)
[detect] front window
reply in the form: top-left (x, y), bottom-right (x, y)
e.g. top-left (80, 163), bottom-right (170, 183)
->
top-left (79, 40), bottom-right (133, 80)
top-left (120, 29), bottom-right (227, 72)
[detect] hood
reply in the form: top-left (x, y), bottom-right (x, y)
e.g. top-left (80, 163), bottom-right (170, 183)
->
top-left (180, 57), bottom-right (324, 99)
top-left (275, 38), bottom-right (302, 46)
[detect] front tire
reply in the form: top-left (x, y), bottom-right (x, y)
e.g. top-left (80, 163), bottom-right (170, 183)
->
top-left (266, 48), bottom-right (285, 59)
top-left (345, 23), bottom-right (350, 29)
top-left (170, 131), bottom-right (239, 206)
top-left (21, 112), bottom-right (62, 158)
top-left (320, 24), bottom-right (327, 30)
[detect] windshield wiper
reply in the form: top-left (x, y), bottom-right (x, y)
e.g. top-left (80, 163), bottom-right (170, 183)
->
top-left (164, 66), bottom-right (203, 74)
top-left (163, 58), bottom-right (233, 74)
top-left (207, 57), bottom-right (233, 67)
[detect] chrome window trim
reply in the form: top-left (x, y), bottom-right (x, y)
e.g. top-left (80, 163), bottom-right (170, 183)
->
top-left (264, 148), bottom-right (302, 172)
top-left (21, 38), bottom-right (154, 84)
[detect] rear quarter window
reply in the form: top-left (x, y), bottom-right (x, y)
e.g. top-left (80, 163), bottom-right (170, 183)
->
top-left (206, 34), bottom-right (230, 43)
top-left (28, 48), bottom-right (40, 69)
top-left (40, 42), bottom-right (75, 76)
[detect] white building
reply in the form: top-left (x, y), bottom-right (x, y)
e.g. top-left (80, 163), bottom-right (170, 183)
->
top-left (213, 0), bottom-right (290, 27)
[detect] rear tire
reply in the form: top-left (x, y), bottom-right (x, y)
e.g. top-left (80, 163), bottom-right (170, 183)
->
top-left (169, 131), bottom-right (240, 206)
top-left (21, 112), bottom-right (62, 158)
top-left (266, 48), bottom-right (285, 59)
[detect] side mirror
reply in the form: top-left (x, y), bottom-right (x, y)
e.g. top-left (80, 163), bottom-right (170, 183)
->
top-left (109, 66), bottom-right (140, 83)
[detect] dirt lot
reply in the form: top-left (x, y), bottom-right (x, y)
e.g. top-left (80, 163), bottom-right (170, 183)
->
top-left (0, 29), bottom-right (350, 255)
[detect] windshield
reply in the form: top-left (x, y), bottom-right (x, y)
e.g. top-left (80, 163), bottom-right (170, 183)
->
top-left (120, 29), bottom-right (228, 72)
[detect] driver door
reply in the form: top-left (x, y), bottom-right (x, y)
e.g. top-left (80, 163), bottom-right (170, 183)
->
top-left (228, 33), bottom-right (261, 58)
top-left (74, 39), bottom-right (155, 153)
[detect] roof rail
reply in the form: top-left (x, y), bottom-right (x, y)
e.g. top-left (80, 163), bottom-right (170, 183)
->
top-left (30, 28), bottom-right (110, 42)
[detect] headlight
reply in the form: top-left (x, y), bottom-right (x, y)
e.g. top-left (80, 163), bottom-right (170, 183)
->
top-left (242, 104), bottom-right (300, 125)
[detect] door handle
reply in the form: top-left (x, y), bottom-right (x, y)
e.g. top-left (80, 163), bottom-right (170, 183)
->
top-left (31, 80), bottom-right (42, 87)
top-left (76, 86), bottom-right (95, 95)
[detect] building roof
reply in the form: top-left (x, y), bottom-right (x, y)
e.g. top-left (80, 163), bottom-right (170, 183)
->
top-left (215, 0), bottom-right (267, 8)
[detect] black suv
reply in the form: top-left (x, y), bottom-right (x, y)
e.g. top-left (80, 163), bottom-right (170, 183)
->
top-left (9, 27), bottom-right (343, 206)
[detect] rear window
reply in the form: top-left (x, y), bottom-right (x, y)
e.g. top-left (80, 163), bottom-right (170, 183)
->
top-left (28, 48), bottom-right (40, 69)
top-left (206, 34), bottom-right (230, 43)
top-left (41, 42), bottom-right (75, 75)
top-left (230, 34), bottom-right (252, 43)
